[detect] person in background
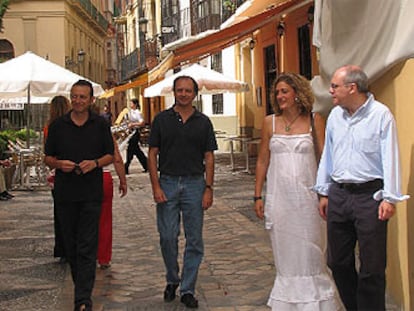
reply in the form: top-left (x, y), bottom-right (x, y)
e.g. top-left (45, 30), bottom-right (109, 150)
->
top-left (100, 104), bottom-right (112, 125)
top-left (124, 98), bottom-right (148, 174)
top-left (254, 73), bottom-right (343, 310)
top-left (0, 159), bottom-right (14, 200)
top-left (314, 65), bottom-right (409, 310)
top-left (88, 103), bottom-right (128, 270)
top-left (44, 80), bottom-right (114, 311)
top-left (44, 95), bottom-right (71, 263)
top-left (148, 76), bottom-right (217, 309)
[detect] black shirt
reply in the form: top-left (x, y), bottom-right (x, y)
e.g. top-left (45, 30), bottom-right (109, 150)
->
top-left (44, 111), bottom-right (114, 202)
top-left (148, 107), bottom-right (217, 176)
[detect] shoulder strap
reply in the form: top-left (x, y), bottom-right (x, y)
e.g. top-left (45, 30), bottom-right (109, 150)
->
top-left (272, 114), bottom-right (276, 134)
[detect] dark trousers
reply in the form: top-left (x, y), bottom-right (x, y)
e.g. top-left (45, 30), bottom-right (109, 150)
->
top-left (52, 190), bottom-right (65, 258)
top-left (125, 130), bottom-right (147, 171)
top-left (57, 200), bottom-right (102, 308)
top-left (327, 182), bottom-right (387, 311)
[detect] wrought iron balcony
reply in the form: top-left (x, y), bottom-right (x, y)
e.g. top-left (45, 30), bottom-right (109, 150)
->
top-left (120, 41), bottom-right (158, 82)
top-left (72, 0), bottom-right (109, 31)
top-left (193, 14), bottom-right (221, 34)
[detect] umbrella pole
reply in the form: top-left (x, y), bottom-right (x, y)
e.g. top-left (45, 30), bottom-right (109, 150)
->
top-left (26, 85), bottom-right (30, 148)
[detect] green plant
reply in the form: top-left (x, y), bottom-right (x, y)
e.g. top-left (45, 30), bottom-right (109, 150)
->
top-left (0, 0), bottom-right (10, 33)
top-left (0, 129), bottom-right (38, 157)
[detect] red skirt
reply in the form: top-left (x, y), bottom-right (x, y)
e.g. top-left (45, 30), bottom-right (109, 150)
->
top-left (97, 171), bottom-right (113, 265)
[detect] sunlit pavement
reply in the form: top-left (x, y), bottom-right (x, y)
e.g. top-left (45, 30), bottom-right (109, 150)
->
top-left (0, 153), bottom-right (275, 311)
top-left (0, 152), bottom-right (399, 310)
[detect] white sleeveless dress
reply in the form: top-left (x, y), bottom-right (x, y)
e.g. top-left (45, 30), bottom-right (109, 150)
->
top-left (265, 115), bottom-right (343, 310)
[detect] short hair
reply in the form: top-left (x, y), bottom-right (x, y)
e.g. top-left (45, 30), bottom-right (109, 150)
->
top-left (131, 98), bottom-right (141, 110)
top-left (72, 79), bottom-right (94, 97)
top-left (341, 65), bottom-right (369, 93)
top-left (271, 73), bottom-right (314, 115)
top-left (173, 75), bottom-right (199, 96)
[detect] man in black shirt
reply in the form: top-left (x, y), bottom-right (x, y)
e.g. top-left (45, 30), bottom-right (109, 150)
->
top-left (44, 80), bottom-right (114, 311)
top-left (148, 76), bottom-right (217, 309)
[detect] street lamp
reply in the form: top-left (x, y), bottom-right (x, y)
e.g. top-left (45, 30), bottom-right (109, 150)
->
top-left (277, 21), bottom-right (285, 37)
top-left (65, 49), bottom-right (86, 68)
top-left (138, 17), bottom-right (148, 68)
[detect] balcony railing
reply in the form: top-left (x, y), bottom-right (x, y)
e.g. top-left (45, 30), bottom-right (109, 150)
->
top-left (193, 14), bottom-right (221, 34)
top-left (121, 49), bottom-right (141, 82)
top-left (74, 0), bottom-right (109, 31)
top-left (120, 41), bottom-right (158, 81)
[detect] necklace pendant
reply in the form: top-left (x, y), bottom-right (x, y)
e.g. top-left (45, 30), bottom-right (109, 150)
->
top-left (285, 125), bottom-right (290, 132)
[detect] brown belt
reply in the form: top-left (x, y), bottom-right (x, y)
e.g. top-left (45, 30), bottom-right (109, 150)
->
top-left (335, 179), bottom-right (383, 193)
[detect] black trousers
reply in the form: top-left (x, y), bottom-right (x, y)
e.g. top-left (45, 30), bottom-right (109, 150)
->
top-left (57, 200), bottom-right (101, 308)
top-left (51, 190), bottom-right (65, 258)
top-left (327, 181), bottom-right (387, 311)
top-left (125, 130), bottom-right (147, 171)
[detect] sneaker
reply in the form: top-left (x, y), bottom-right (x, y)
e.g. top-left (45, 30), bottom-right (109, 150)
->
top-left (163, 283), bottom-right (179, 302)
top-left (180, 293), bottom-right (198, 308)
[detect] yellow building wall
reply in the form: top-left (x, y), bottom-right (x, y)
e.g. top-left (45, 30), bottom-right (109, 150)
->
top-left (370, 59), bottom-right (414, 310)
top-left (0, 1), bottom-right (106, 85)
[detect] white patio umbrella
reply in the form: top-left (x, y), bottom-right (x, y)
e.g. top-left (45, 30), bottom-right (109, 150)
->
top-left (0, 51), bottom-right (104, 146)
top-left (0, 51), bottom-right (104, 99)
top-left (144, 63), bottom-right (249, 97)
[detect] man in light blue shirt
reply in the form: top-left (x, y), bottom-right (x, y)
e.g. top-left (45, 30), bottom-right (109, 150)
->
top-left (314, 65), bottom-right (409, 311)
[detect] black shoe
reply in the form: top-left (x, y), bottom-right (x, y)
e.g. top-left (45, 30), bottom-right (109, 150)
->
top-left (1, 191), bottom-right (14, 199)
top-left (74, 302), bottom-right (92, 311)
top-left (180, 293), bottom-right (198, 308)
top-left (4, 191), bottom-right (14, 198)
top-left (0, 195), bottom-right (9, 201)
top-left (163, 283), bottom-right (179, 302)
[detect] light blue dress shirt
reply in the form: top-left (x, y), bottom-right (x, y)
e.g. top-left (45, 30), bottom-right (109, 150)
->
top-left (314, 93), bottom-right (409, 203)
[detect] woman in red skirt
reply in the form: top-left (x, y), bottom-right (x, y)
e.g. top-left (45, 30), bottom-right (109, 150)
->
top-left (97, 127), bottom-right (127, 269)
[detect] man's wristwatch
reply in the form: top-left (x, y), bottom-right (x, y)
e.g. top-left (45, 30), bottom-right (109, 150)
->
top-left (205, 185), bottom-right (213, 190)
top-left (94, 159), bottom-right (99, 168)
top-left (253, 196), bottom-right (262, 202)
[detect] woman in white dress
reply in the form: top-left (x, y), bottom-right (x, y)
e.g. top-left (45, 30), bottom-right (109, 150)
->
top-left (254, 73), bottom-right (344, 310)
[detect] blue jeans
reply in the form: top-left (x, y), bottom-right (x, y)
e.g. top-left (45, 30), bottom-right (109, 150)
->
top-left (157, 174), bottom-right (205, 295)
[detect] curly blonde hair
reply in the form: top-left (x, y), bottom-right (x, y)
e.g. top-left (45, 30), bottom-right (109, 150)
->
top-left (271, 73), bottom-right (314, 115)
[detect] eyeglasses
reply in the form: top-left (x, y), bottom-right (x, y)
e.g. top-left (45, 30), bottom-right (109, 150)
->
top-left (330, 82), bottom-right (354, 90)
top-left (70, 94), bottom-right (89, 101)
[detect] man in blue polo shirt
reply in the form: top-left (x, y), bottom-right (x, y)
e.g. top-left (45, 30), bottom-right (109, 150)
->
top-left (148, 75), bottom-right (217, 309)
top-left (44, 80), bottom-right (114, 311)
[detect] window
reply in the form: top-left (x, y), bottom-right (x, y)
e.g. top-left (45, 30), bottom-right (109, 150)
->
top-left (298, 24), bottom-right (312, 80)
top-left (0, 40), bottom-right (14, 63)
top-left (211, 53), bottom-right (223, 115)
top-left (264, 45), bottom-right (277, 115)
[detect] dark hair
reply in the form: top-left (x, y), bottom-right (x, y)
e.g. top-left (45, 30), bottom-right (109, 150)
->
top-left (131, 98), bottom-right (141, 110)
top-left (48, 95), bottom-right (70, 125)
top-left (173, 75), bottom-right (199, 96)
top-left (271, 72), bottom-right (314, 115)
top-left (72, 79), bottom-right (94, 97)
